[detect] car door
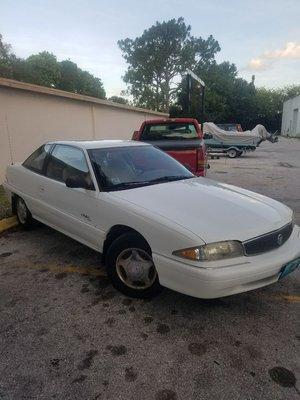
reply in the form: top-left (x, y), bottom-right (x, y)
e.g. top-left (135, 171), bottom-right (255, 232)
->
top-left (15, 144), bottom-right (53, 217)
top-left (37, 144), bottom-right (104, 250)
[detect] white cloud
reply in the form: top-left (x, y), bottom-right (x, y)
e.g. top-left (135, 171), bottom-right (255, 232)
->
top-left (246, 41), bottom-right (300, 71)
top-left (248, 58), bottom-right (268, 71)
top-left (264, 42), bottom-right (300, 59)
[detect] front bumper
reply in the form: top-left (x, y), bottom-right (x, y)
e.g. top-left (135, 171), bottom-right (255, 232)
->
top-left (153, 225), bottom-right (300, 299)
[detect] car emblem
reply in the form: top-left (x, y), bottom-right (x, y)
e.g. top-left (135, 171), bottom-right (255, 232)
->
top-left (277, 234), bottom-right (283, 246)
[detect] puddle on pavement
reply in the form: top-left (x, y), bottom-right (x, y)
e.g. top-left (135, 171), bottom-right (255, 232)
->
top-left (106, 344), bottom-right (127, 356)
top-left (269, 366), bottom-right (296, 387)
top-left (155, 389), bottom-right (178, 400)
top-left (188, 342), bottom-right (207, 356)
top-left (77, 349), bottom-right (98, 371)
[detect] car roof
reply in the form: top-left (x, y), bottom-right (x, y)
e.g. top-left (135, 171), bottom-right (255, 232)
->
top-left (46, 139), bottom-right (150, 150)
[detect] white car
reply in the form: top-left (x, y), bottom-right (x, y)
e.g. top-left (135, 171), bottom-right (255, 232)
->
top-left (3, 140), bottom-right (300, 299)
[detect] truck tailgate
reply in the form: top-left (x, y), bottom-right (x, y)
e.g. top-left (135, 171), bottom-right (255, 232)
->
top-left (144, 139), bottom-right (202, 173)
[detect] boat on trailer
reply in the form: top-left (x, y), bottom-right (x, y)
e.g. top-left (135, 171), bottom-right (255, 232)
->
top-left (203, 122), bottom-right (276, 158)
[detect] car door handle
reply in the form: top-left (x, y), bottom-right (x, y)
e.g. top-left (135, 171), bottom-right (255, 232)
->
top-left (39, 185), bottom-right (45, 192)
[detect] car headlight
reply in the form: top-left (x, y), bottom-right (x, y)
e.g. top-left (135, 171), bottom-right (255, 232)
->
top-left (173, 241), bottom-right (244, 262)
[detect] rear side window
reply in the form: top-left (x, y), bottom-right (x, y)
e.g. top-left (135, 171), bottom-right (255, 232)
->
top-left (141, 123), bottom-right (198, 141)
top-left (23, 144), bottom-right (52, 173)
top-left (46, 145), bottom-right (90, 183)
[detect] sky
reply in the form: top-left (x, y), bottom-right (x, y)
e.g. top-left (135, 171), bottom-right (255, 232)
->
top-left (1, 0), bottom-right (299, 97)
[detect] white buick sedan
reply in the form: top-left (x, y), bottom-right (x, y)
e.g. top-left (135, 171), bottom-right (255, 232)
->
top-left (3, 140), bottom-right (300, 299)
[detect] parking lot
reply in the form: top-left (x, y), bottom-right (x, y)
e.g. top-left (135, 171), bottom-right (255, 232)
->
top-left (0, 138), bottom-right (299, 400)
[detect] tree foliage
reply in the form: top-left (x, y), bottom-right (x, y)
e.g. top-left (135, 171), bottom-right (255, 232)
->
top-left (108, 95), bottom-right (129, 105)
top-left (0, 34), bottom-right (14, 78)
top-left (119, 18), bottom-right (299, 132)
top-left (173, 60), bottom-right (300, 131)
top-left (0, 35), bottom-right (106, 99)
top-left (253, 85), bottom-right (300, 131)
top-left (118, 18), bottom-right (220, 111)
top-left (26, 51), bottom-right (61, 87)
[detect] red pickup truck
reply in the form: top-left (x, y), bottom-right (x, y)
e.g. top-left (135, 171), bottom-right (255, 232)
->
top-left (132, 118), bottom-right (208, 176)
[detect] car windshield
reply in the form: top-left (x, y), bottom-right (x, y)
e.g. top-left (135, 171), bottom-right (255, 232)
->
top-left (88, 145), bottom-right (194, 191)
top-left (141, 123), bottom-right (199, 140)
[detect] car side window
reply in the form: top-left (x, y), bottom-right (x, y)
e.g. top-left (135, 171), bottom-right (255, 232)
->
top-left (46, 145), bottom-right (92, 185)
top-left (23, 144), bottom-right (52, 174)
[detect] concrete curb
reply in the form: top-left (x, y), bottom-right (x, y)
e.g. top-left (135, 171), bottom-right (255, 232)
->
top-left (0, 216), bottom-right (18, 234)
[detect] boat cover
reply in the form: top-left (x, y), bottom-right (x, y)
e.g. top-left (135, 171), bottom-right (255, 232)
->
top-left (203, 122), bottom-right (270, 146)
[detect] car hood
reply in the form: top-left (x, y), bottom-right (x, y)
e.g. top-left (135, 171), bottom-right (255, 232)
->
top-left (110, 177), bottom-right (293, 243)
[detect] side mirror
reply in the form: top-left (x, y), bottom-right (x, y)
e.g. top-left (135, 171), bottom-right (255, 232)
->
top-left (65, 175), bottom-right (91, 190)
top-left (204, 133), bottom-right (213, 140)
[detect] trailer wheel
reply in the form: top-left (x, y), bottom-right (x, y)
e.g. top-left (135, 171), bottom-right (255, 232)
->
top-left (227, 148), bottom-right (238, 158)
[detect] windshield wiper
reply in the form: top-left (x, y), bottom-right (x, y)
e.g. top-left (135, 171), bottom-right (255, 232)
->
top-left (107, 175), bottom-right (194, 191)
top-left (106, 181), bottom-right (147, 191)
top-left (148, 175), bottom-right (194, 184)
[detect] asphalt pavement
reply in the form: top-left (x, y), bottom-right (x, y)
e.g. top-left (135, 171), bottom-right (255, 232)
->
top-left (0, 137), bottom-right (299, 400)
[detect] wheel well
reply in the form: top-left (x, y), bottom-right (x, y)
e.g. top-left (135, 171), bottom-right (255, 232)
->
top-left (11, 193), bottom-right (17, 214)
top-left (102, 225), bottom-right (149, 262)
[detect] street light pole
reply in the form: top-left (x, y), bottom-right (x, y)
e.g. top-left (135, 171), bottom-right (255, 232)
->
top-left (186, 69), bottom-right (205, 120)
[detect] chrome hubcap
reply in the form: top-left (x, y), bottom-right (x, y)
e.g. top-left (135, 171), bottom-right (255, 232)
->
top-left (17, 199), bottom-right (27, 224)
top-left (116, 248), bottom-right (157, 290)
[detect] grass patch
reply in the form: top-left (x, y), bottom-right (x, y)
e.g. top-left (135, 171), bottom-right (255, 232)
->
top-left (0, 185), bottom-right (12, 220)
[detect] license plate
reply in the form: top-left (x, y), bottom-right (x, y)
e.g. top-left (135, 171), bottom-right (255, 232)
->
top-left (279, 257), bottom-right (300, 280)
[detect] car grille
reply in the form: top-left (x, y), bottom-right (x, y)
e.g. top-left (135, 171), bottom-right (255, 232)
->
top-left (243, 222), bottom-right (293, 256)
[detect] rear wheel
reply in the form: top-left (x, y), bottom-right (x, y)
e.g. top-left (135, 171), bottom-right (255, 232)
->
top-left (16, 196), bottom-right (34, 229)
top-left (105, 232), bottom-right (162, 298)
top-left (227, 148), bottom-right (238, 158)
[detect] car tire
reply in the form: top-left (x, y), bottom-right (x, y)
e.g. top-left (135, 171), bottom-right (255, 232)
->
top-left (227, 148), bottom-right (238, 158)
top-left (105, 232), bottom-right (162, 298)
top-left (16, 196), bottom-right (34, 229)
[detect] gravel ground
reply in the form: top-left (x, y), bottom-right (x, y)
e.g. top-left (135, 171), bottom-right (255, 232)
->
top-left (0, 137), bottom-right (299, 400)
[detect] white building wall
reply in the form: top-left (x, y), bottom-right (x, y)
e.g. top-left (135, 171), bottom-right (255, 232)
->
top-left (0, 79), bottom-right (167, 183)
top-left (281, 95), bottom-right (300, 137)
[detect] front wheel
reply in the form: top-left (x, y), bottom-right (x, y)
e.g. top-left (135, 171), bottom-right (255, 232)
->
top-left (105, 232), bottom-right (162, 298)
top-left (16, 196), bottom-right (34, 229)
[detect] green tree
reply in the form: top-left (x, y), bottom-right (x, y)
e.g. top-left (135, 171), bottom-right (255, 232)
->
top-left (26, 51), bottom-right (61, 87)
top-left (0, 34), bottom-right (13, 78)
top-left (174, 61), bottom-right (258, 129)
top-left (57, 60), bottom-right (78, 92)
top-left (108, 95), bottom-right (128, 105)
top-left (11, 56), bottom-right (29, 82)
top-left (118, 18), bottom-right (220, 112)
top-left (57, 61), bottom-right (106, 98)
top-left (76, 69), bottom-right (106, 98)
top-left (251, 85), bottom-right (300, 132)
top-left (0, 34), bottom-right (106, 99)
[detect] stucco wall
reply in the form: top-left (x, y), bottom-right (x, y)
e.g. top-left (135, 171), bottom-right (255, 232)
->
top-left (0, 79), bottom-right (167, 183)
top-left (281, 95), bottom-right (300, 138)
